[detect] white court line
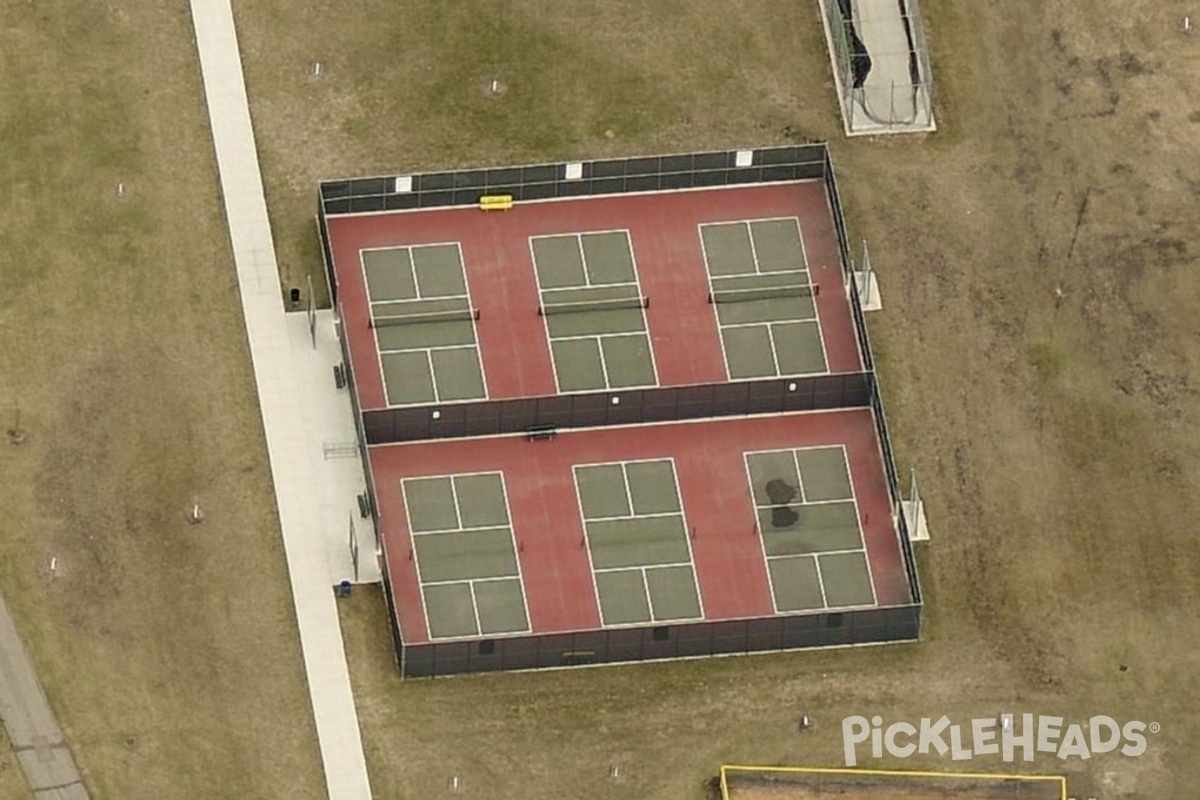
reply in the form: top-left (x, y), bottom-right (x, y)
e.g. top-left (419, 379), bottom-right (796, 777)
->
top-left (358, 245), bottom-right (418, 304)
top-left (569, 465), bottom-right (609, 626)
top-left (422, 574), bottom-right (523, 587)
top-left (573, 458), bottom-right (702, 626)
top-left (660, 456), bottom-right (705, 619)
top-left (447, 472), bottom-right (465, 529)
top-left (742, 444), bottom-right (876, 611)
top-left (791, 449), bottom-right (810, 505)
top-left (359, 243), bottom-right (471, 309)
top-left (639, 567), bottom-right (655, 622)
top-left (377, 344), bottom-right (487, 406)
top-left (402, 471), bottom-right (533, 640)
top-left (360, 242), bottom-right (490, 409)
top-left (359, 241), bottom-right (469, 301)
top-left (741, 451), bottom-right (783, 615)
top-left (748, 217), bottom-right (809, 275)
top-left (530, 230), bottom-right (657, 393)
top-left (467, 581), bottom-right (483, 637)
top-left (812, 552), bottom-right (830, 607)
top-left (699, 217), bottom-right (831, 381)
top-left (830, 442), bottom-right (877, 606)
top-left (697, 221), bottom-right (739, 382)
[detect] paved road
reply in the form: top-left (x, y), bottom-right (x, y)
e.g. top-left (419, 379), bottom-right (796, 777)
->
top-left (0, 590), bottom-right (89, 799)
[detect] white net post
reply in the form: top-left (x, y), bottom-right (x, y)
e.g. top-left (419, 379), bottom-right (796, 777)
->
top-left (348, 513), bottom-right (360, 582)
top-left (861, 239), bottom-right (874, 306)
top-left (306, 274), bottom-right (316, 349)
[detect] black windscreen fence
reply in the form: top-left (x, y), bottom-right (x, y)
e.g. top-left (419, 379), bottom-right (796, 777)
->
top-left (401, 605), bottom-right (922, 678)
top-left (363, 373), bottom-right (871, 444)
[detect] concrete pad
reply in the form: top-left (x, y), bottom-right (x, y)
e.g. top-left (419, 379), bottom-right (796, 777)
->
top-left (853, 271), bottom-right (883, 311)
top-left (286, 310), bottom-right (381, 585)
top-left (902, 498), bottom-right (930, 542)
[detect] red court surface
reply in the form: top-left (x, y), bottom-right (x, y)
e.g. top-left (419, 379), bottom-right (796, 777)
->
top-left (326, 182), bottom-right (863, 411)
top-left (370, 410), bottom-right (911, 645)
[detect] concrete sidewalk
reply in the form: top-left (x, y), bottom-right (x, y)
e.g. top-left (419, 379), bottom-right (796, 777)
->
top-left (0, 590), bottom-right (89, 799)
top-left (187, 0), bottom-right (374, 797)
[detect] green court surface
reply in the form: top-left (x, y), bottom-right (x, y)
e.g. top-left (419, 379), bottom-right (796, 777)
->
top-left (361, 244), bottom-right (487, 406)
top-left (531, 231), bottom-right (657, 392)
top-left (744, 446), bottom-right (876, 612)
top-left (574, 459), bottom-right (703, 626)
top-left (402, 472), bottom-right (530, 639)
top-left (700, 218), bottom-right (829, 380)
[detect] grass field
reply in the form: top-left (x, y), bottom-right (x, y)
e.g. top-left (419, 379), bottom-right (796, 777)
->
top-left (4, 0), bottom-right (1198, 797)
top-left (235, 0), bottom-right (1200, 798)
top-left (0, 1), bottom-right (324, 797)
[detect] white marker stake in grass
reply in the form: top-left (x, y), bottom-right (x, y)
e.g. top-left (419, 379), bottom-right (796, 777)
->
top-left (49, 557), bottom-right (58, 578)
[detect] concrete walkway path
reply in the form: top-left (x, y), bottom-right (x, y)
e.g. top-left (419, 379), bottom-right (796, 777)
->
top-left (187, 0), bottom-right (373, 797)
top-left (0, 590), bottom-right (89, 799)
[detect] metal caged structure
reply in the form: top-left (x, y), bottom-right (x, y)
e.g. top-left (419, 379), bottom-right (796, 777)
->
top-left (818, 0), bottom-right (936, 135)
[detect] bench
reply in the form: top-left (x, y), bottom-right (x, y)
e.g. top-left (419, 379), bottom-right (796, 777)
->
top-left (479, 194), bottom-right (514, 211)
top-left (525, 424), bottom-right (557, 442)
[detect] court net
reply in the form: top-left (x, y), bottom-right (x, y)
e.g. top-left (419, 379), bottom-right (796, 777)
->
top-left (708, 284), bottom-right (819, 304)
top-left (538, 296), bottom-right (649, 316)
top-left (370, 308), bottom-right (480, 327)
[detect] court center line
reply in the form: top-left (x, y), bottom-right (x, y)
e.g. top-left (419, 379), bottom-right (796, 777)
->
top-left (697, 222), bottom-right (738, 381)
top-left (812, 556), bottom-right (831, 609)
top-left (836, 442), bottom-right (878, 605)
top-left (791, 449), bottom-right (809, 504)
top-left (467, 581), bottom-right (483, 636)
top-left (569, 464), bottom-right (610, 627)
top-left (744, 220), bottom-right (763, 274)
top-left (741, 450), bottom-right (783, 615)
top-left (666, 455), bottom-right (706, 619)
top-left (640, 567), bottom-right (659, 622)
top-left (532, 230), bottom-right (655, 393)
